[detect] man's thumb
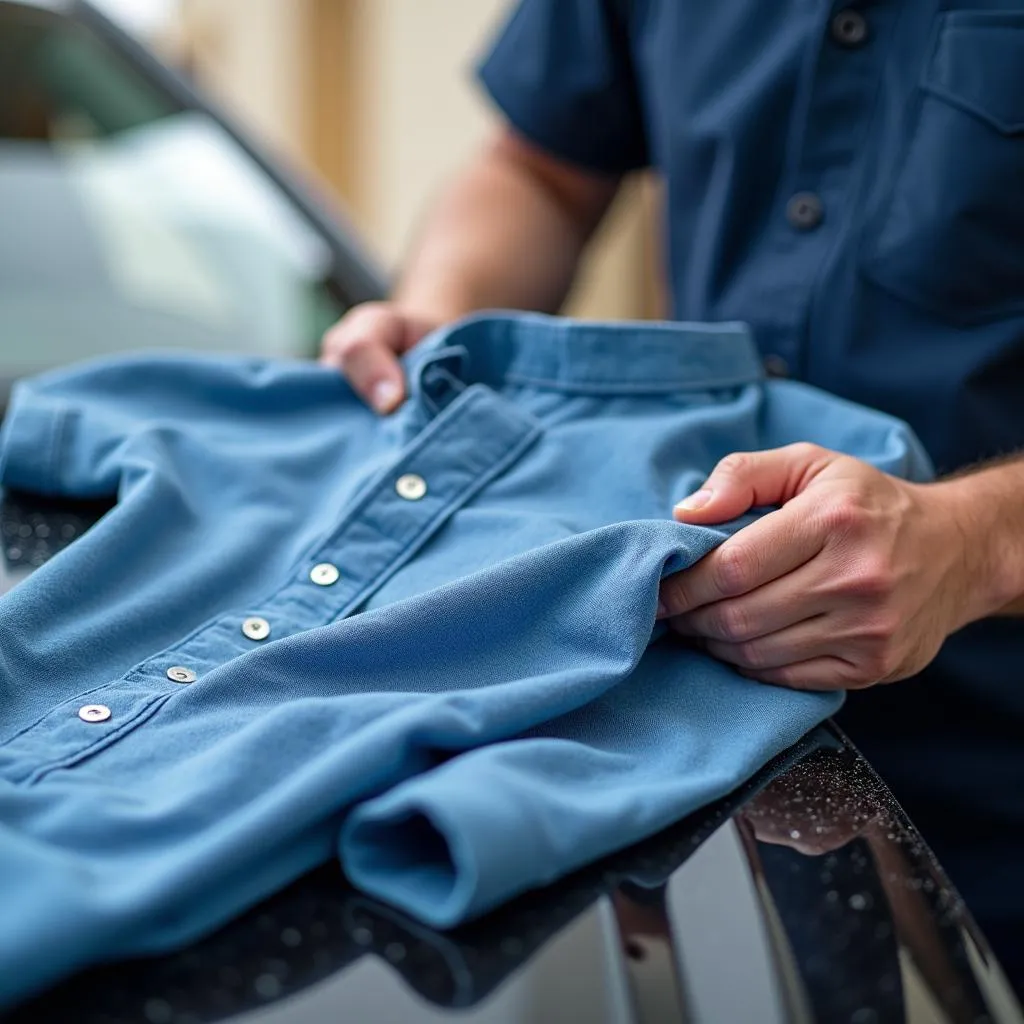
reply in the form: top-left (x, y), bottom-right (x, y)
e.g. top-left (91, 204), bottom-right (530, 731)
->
top-left (673, 443), bottom-right (836, 524)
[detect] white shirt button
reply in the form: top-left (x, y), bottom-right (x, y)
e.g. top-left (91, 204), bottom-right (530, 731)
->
top-left (395, 473), bottom-right (427, 501)
top-left (242, 616), bottom-right (271, 641)
top-left (310, 562), bottom-right (340, 586)
top-left (79, 704), bottom-right (112, 723)
top-left (166, 666), bottom-right (197, 684)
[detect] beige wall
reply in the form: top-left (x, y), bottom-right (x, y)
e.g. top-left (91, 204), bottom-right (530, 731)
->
top-left (177, 0), bottom-right (661, 319)
top-left (348, 0), bottom-right (509, 264)
top-left (178, 0), bottom-right (308, 162)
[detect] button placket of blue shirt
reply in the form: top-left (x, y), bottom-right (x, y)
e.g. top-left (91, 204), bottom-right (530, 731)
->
top-left (271, 380), bottom-right (544, 624)
top-left (0, 678), bottom-right (176, 785)
top-left (4, 371), bottom-right (544, 782)
top-left (131, 369), bottom-right (543, 674)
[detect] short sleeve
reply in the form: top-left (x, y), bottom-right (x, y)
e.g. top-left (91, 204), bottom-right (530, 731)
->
top-left (0, 370), bottom-right (137, 499)
top-left (762, 382), bottom-right (936, 483)
top-left (0, 353), bottom-right (356, 500)
top-left (476, 0), bottom-right (650, 176)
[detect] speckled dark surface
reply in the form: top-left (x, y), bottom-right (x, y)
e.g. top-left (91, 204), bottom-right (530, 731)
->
top-left (2, 491), bottom-right (1022, 1024)
top-left (1, 489), bottom-right (113, 569)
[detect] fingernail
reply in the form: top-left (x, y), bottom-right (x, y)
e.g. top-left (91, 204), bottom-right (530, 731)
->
top-left (676, 488), bottom-right (713, 512)
top-left (656, 600), bottom-right (669, 619)
top-left (371, 380), bottom-right (401, 414)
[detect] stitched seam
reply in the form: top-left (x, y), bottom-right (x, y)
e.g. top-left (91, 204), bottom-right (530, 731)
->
top-left (862, 10), bottom-right (937, 268)
top-left (42, 403), bottom-right (70, 494)
top-left (138, 387), bottom-right (539, 663)
top-left (940, 11), bottom-right (1024, 30)
top-left (285, 385), bottom-right (494, 573)
top-left (132, 388), bottom-right (504, 665)
top-left (0, 672), bottom-right (167, 746)
top-left (919, 80), bottom-right (1024, 136)
top-left (811, 0), bottom-right (911, 359)
top-left (862, 12), bottom-right (1024, 322)
top-left (134, 609), bottom-right (246, 665)
top-left (503, 372), bottom-right (761, 392)
top-left (14, 694), bottom-right (172, 786)
top-left (328, 421), bottom-right (543, 619)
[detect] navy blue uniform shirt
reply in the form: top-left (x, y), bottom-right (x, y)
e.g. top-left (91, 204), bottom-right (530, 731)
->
top-left (478, 0), bottom-right (1024, 978)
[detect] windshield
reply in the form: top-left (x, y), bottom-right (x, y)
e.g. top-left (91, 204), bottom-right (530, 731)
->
top-left (0, 3), bottom-right (348, 384)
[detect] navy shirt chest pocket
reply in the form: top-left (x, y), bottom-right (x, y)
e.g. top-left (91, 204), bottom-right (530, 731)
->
top-left (862, 10), bottom-right (1024, 324)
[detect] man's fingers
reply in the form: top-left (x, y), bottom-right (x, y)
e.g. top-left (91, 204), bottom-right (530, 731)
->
top-left (667, 563), bottom-right (831, 642)
top-left (736, 657), bottom-right (858, 692)
top-left (321, 307), bottom-right (407, 413)
top-left (701, 615), bottom-right (834, 670)
top-left (658, 499), bottom-right (827, 618)
top-left (673, 443), bottom-right (839, 525)
top-left (320, 304), bottom-right (439, 414)
top-left (338, 339), bottom-right (405, 414)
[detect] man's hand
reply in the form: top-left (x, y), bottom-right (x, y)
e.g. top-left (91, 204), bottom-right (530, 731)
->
top-left (320, 302), bottom-right (441, 414)
top-left (319, 128), bottom-right (621, 415)
top-left (656, 443), bottom-right (1005, 691)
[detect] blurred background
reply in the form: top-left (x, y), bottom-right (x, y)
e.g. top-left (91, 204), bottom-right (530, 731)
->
top-left (95, 0), bottom-right (664, 323)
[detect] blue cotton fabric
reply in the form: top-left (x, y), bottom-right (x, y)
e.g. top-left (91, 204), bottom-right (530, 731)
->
top-left (0, 313), bottom-right (931, 1007)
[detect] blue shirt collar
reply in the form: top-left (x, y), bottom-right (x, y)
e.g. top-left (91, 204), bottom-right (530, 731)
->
top-left (406, 312), bottom-right (764, 397)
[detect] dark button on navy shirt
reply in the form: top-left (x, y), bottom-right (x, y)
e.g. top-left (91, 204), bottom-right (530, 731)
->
top-left (831, 9), bottom-right (870, 48)
top-left (786, 191), bottom-right (826, 231)
top-left (479, 0), bottom-right (1024, 981)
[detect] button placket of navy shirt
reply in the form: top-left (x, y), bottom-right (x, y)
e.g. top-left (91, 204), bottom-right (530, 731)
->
top-left (3, 367), bottom-right (543, 785)
top-left (745, 1), bottom-right (899, 375)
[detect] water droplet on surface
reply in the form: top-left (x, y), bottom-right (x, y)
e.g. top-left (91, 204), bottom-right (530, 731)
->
top-left (143, 999), bottom-right (174, 1024)
top-left (218, 966), bottom-right (242, 987)
top-left (851, 1005), bottom-right (879, 1023)
top-left (254, 973), bottom-right (282, 999)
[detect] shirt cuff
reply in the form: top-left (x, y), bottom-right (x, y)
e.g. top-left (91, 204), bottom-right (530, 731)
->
top-left (0, 384), bottom-right (67, 495)
top-left (341, 772), bottom-right (532, 928)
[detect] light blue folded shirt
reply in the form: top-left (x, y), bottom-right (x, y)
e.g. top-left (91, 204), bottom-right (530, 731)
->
top-left (0, 313), bottom-right (932, 1007)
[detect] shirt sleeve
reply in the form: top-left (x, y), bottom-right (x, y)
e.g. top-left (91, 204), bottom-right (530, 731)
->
top-left (0, 366), bottom-right (141, 499)
top-left (476, 0), bottom-right (650, 176)
top-left (0, 354), bottom-right (313, 499)
top-left (762, 383), bottom-right (936, 484)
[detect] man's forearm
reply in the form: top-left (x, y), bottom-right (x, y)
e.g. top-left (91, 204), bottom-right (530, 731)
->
top-left (935, 455), bottom-right (1024, 618)
top-left (394, 130), bottom-right (619, 324)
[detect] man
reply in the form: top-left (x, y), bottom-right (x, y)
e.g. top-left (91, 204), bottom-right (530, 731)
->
top-left (321, 0), bottom-right (1024, 990)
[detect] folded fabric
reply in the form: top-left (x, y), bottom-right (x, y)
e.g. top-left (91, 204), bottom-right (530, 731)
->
top-left (0, 312), bottom-right (932, 1007)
